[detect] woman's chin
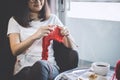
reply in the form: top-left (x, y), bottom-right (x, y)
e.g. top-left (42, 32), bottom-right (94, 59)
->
top-left (32, 9), bottom-right (41, 12)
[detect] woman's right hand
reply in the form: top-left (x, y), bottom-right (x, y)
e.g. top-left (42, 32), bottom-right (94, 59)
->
top-left (32, 25), bottom-right (53, 40)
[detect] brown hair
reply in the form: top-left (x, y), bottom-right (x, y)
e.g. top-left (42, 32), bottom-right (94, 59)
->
top-left (13, 0), bottom-right (50, 27)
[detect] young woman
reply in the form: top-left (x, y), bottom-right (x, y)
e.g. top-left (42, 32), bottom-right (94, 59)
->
top-left (7, 0), bottom-right (74, 80)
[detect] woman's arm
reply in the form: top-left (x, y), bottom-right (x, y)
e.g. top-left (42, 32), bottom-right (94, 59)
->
top-left (9, 33), bottom-right (36, 56)
top-left (9, 26), bottom-right (52, 56)
top-left (59, 26), bottom-right (74, 49)
top-left (62, 35), bottom-right (74, 49)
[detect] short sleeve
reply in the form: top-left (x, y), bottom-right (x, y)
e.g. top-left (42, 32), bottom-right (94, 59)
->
top-left (7, 17), bottom-right (20, 36)
top-left (52, 14), bottom-right (64, 27)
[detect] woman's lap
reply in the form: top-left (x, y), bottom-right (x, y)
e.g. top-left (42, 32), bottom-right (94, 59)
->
top-left (13, 60), bottom-right (59, 80)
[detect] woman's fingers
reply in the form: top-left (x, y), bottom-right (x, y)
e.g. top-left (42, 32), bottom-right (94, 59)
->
top-left (60, 27), bottom-right (69, 36)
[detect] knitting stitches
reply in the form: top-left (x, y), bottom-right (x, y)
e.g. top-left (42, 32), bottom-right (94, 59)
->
top-left (42, 26), bottom-right (64, 60)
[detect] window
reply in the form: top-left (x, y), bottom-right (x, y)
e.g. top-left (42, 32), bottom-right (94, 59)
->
top-left (71, 0), bottom-right (120, 2)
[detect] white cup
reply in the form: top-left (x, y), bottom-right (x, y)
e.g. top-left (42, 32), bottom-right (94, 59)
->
top-left (91, 62), bottom-right (110, 76)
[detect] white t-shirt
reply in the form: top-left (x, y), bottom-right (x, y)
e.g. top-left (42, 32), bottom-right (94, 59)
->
top-left (7, 14), bottom-right (64, 75)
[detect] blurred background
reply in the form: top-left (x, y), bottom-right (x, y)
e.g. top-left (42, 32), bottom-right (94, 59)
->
top-left (50, 0), bottom-right (120, 67)
top-left (0, 0), bottom-right (120, 80)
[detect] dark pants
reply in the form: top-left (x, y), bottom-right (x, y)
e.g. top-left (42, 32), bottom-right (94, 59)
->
top-left (13, 60), bottom-right (59, 80)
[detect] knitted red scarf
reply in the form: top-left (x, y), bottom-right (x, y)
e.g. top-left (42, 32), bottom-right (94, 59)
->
top-left (42, 26), bottom-right (64, 60)
top-left (112, 60), bottom-right (120, 80)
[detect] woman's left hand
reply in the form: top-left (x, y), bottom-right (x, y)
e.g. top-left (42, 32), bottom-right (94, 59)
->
top-left (59, 26), bottom-right (69, 36)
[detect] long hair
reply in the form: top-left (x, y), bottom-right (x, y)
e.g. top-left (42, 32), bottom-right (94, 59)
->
top-left (13, 0), bottom-right (50, 27)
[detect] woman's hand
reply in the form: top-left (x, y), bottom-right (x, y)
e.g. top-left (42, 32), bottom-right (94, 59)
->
top-left (32, 25), bottom-right (53, 40)
top-left (58, 26), bottom-right (74, 48)
top-left (59, 26), bottom-right (69, 36)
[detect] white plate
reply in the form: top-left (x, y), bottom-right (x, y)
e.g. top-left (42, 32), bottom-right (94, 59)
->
top-left (54, 69), bottom-right (90, 80)
top-left (54, 69), bottom-right (114, 80)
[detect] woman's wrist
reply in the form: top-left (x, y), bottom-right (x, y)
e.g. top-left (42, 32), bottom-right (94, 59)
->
top-left (31, 34), bottom-right (40, 41)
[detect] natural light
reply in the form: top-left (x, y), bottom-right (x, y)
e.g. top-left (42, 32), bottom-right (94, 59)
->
top-left (67, 2), bottom-right (120, 21)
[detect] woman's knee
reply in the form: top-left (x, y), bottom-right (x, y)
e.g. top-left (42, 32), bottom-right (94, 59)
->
top-left (33, 60), bottom-right (49, 70)
top-left (27, 60), bottom-right (50, 80)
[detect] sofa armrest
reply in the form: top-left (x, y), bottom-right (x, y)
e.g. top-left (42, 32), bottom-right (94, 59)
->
top-left (53, 40), bottom-right (79, 72)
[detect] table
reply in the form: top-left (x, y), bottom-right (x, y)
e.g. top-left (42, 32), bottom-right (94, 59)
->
top-left (54, 60), bottom-right (114, 80)
top-left (54, 67), bottom-right (114, 80)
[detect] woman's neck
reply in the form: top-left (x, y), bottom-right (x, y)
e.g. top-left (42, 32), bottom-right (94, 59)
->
top-left (30, 12), bottom-right (40, 21)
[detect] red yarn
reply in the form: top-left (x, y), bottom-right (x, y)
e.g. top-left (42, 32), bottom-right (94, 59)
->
top-left (42, 26), bottom-right (64, 60)
top-left (112, 60), bottom-right (120, 80)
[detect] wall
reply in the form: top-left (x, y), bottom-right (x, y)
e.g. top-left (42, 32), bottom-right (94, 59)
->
top-left (66, 18), bottom-right (120, 67)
